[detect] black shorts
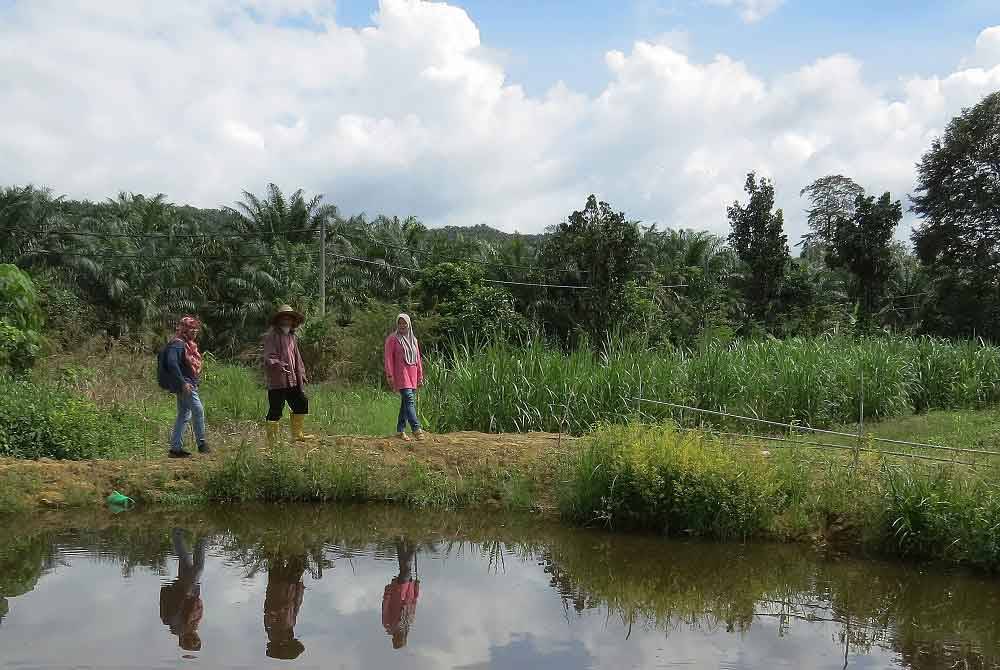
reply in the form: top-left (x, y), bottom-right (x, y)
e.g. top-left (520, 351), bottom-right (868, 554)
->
top-left (266, 386), bottom-right (308, 421)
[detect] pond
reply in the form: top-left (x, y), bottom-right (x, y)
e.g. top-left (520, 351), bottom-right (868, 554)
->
top-left (1, 505), bottom-right (998, 669)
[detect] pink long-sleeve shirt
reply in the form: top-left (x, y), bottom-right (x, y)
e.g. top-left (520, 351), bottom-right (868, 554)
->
top-left (262, 329), bottom-right (308, 390)
top-left (384, 334), bottom-right (423, 392)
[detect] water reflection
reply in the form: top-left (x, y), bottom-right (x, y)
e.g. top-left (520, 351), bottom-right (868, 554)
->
top-left (0, 506), bottom-right (998, 670)
top-left (263, 552), bottom-right (307, 659)
top-left (0, 536), bottom-right (53, 628)
top-left (382, 538), bottom-right (421, 650)
top-left (159, 528), bottom-right (206, 651)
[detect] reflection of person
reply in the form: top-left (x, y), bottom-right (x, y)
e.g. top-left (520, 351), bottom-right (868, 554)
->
top-left (264, 555), bottom-right (306, 660)
top-left (382, 539), bottom-right (420, 649)
top-left (262, 304), bottom-right (315, 447)
top-left (383, 313), bottom-right (425, 442)
top-left (160, 528), bottom-right (206, 651)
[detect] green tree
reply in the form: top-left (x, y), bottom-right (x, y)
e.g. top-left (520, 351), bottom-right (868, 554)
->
top-left (539, 195), bottom-right (642, 343)
top-left (912, 91), bottom-right (1000, 339)
top-left (727, 173), bottom-right (789, 329)
top-left (416, 262), bottom-right (526, 342)
top-left (776, 256), bottom-right (850, 337)
top-left (0, 186), bottom-right (65, 266)
top-left (640, 228), bottom-right (738, 345)
top-left (827, 192), bottom-right (902, 330)
top-left (882, 244), bottom-right (929, 333)
top-left (799, 175), bottom-right (865, 252)
top-left (44, 193), bottom-right (195, 341)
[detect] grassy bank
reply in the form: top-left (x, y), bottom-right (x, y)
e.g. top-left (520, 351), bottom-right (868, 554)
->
top-left (5, 345), bottom-right (1000, 570)
top-left (426, 336), bottom-right (1000, 433)
top-left (558, 423), bottom-right (1000, 569)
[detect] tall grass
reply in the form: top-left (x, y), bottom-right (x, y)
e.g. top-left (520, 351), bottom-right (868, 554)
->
top-left (205, 441), bottom-right (539, 510)
top-left (425, 335), bottom-right (1000, 434)
top-left (559, 423), bottom-right (1000, 569)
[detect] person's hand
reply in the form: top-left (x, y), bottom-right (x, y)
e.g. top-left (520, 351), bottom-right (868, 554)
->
top-left (183, 383), bottom-right (193, 395)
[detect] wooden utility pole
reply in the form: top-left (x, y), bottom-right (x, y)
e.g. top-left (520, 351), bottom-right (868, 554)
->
top-left (319, 214), bottom-right (327, 318)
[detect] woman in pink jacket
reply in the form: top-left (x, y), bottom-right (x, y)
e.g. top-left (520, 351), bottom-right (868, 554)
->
top-left (384, 313), bottom-right (425, 441)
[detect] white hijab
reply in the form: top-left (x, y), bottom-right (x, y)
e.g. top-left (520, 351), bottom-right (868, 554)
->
top-left (395, 313), bottom-right (418, 366)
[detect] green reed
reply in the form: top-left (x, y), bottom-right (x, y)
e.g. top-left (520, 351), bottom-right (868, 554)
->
top-left (425, 335), bottom-right (1000, 434)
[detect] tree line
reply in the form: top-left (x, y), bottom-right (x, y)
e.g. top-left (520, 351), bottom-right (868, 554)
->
top-left (2, 90), bottom-right (998, 359)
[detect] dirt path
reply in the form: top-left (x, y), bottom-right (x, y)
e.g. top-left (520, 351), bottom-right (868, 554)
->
top-left (0, 431), bottom-right (575, 510)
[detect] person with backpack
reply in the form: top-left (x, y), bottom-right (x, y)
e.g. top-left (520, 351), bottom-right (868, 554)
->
top-left (262, 305), bottom-right (314, 447)
top-left (159, 315), bottom-right (208, 458)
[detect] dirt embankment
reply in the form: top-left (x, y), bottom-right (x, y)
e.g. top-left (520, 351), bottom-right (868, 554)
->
top-left (0, 431), bottom-right (574, 511)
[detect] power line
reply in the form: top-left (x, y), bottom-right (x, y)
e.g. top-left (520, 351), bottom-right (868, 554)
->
top-left (5, 225), bottom-right (319, 240)
top-left (30, 248), bottom-right (321, 261)
top-left (482, 279), bottom-right (591, 290)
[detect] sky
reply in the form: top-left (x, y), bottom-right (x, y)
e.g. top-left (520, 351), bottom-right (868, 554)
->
top-left (1, 0), bottom-right (999, 243)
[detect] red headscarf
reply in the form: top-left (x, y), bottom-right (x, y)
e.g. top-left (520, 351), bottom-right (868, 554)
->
top-left (174, 316), bottom-right (203, 377)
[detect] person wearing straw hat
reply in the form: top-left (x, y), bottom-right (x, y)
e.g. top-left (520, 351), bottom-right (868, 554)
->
top-left (384, 313), bottom-right (425, 441)
top-left (262, 305), bottom-right (315, 446)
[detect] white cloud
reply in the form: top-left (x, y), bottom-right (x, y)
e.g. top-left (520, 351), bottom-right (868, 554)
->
top-left (705, 0), bottom-right (786, 23)
top-left (0, 2), bottom-right (998, 242)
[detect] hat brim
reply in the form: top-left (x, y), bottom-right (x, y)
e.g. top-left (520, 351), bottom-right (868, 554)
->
top-left (271, 311), bottom-right (305, 326)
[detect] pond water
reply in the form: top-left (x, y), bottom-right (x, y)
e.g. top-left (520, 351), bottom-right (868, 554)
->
top-left (1, 505), bottom-right (998, 670)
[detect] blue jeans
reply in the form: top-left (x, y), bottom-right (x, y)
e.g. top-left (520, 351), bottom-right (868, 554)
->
top-left (397, 389), bottom-right (421, 433)
top-left (171, 387), bottom-right (206, 452)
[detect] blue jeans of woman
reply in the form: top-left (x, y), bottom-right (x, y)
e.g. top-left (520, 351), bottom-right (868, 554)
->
top-left (397, 388), bottom-right (420, 433)
top-left (171, 387), bottom-right (206, 452)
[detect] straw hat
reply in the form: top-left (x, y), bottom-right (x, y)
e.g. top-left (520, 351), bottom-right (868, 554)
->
top-left (270, 304), bottom-right (305, 327)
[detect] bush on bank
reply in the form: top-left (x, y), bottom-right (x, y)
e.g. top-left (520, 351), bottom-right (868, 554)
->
top-left (558, 423), bottom-right (1000, 570)
top-left (0, 376), bottom-right (146, 460)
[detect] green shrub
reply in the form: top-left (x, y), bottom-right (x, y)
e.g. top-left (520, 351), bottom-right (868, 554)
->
top-left (559, 423), bottom-right (782, 539)
top-left (0, 322), bottom-right (41, 373)
top-left (0, 376), bottom-right (145, 459)
top-left (205, 442), bottom-right (371, 503)
top-left (0, 265), bottom-right (43, 372)
top-left (297, 313), bottom-right (346, 382)
top-left (881, 465), bottom-right (1000, 567)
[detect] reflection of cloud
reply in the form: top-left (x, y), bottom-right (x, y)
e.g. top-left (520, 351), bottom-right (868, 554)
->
top-left (0, 533), bottom-right (991, 670)
top-left (454, 633), bottom-right (593, 670)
